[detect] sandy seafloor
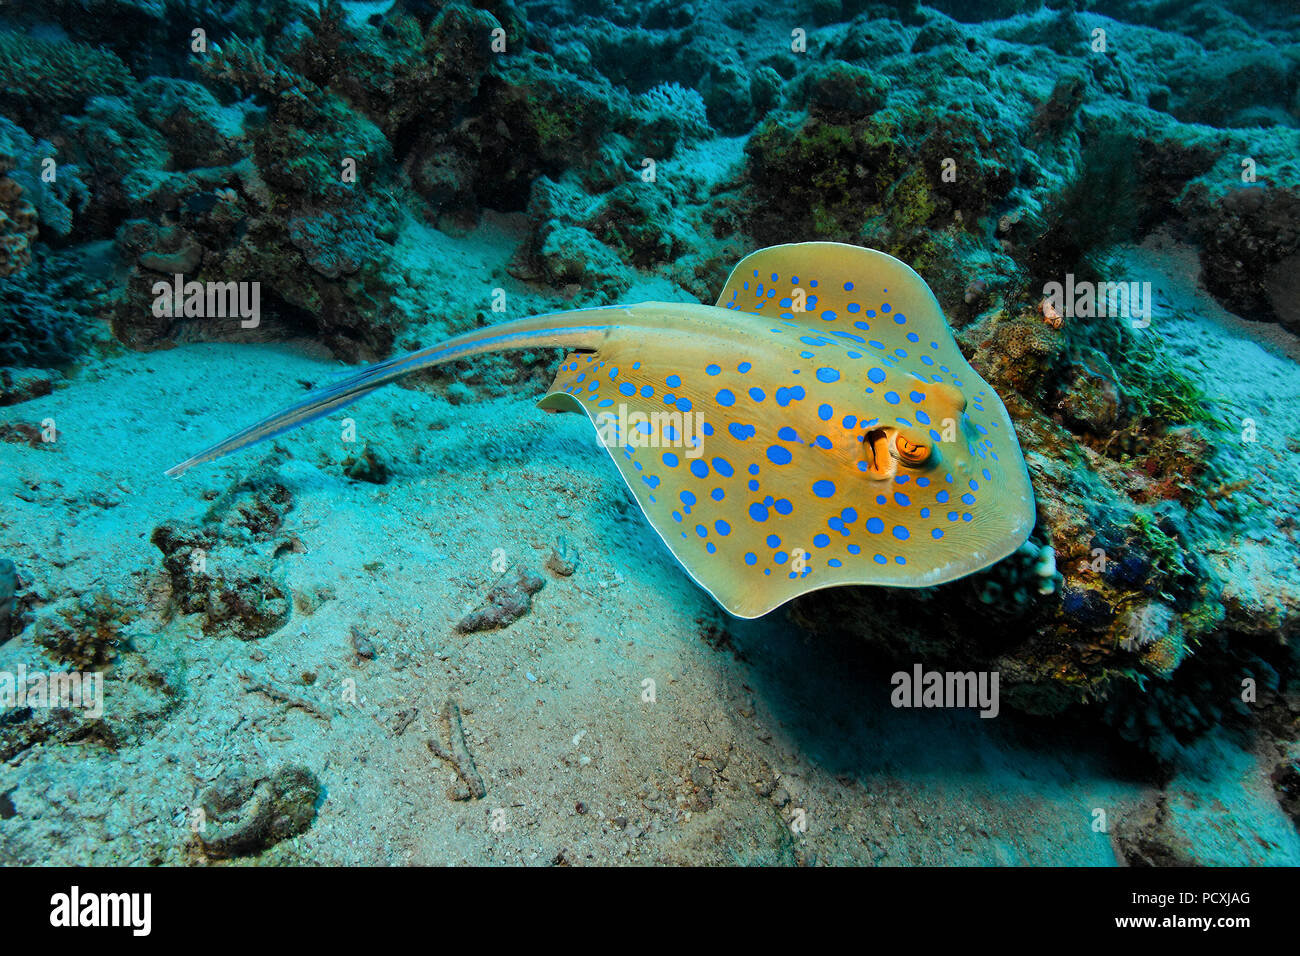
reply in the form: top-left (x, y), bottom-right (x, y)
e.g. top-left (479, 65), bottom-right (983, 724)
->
top-left (2, 210), bottom-right (1299, 866)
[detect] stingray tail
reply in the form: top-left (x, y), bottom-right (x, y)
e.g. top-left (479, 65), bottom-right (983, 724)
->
top-left (164, 306), bottom-right (629, 477)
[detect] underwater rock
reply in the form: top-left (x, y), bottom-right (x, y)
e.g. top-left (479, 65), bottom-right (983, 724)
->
top-left (342, 443), bottom-right (393, 484)
top-left (131, 78), bottom-right (247, 169)
top-left (197, 764), bottom-right (323, 859)
top-left (1115, 600), bottom-right (1186, 679)
top-left (631, 82), bottom-right (712, 157)
top-left (0, 32), bottom-right (129, 133)
top-left (545, 538), bottom-right (580, 577)
top-left (972, 317), bottom-right (1062, 399)
top-left (349, 624), bottom-right (377, 661)
top-left (426, 698), bottom-right (486, 800)
top-left (455, 566), bottom-right (544, 633)
top-left (0, 160), bottom-right (37, 278)
top-left (33, 589), bottom-right (136, 670)
top-left (1112, 795), bottom-right (1196, 866)
top-left (802, 62), bottom-right (889, 119)
top-left (0, 558), bottom-right (17, 643)
top-left (151, 522), bottom-right (292, 641)
top-left (535, 223), bottom-right (632, 299)
top-left (1272, 758), bottom-right (1300, 831)
top-left (1055, 354), bottom-right (1121, 435)
top-left (1195, 186), bottom-right (1300, 333)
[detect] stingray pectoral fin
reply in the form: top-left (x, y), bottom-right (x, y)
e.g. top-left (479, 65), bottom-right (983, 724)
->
top-left (544, 247), bottom-right (1037, 618)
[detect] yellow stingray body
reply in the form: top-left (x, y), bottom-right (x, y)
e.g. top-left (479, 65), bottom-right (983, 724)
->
top-left (168, 242), bottom-right (1036, 618)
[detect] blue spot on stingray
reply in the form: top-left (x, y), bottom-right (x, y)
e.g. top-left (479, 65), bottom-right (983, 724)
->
top-left (936, 490), bottom-right (950, 503)
top-left (748, 503), bottom-right (769, 523)
top-left (711, 488), bottom-right (725, 501)
top-left (821, 310), bottom-right (837, 321)
top-left (814, 534), bottom-right (830, 548)
top-left (681, 490), bottom-right (696, 506)
top-left (728, 423), bottom-right (755, 441)
top-left (634, 421), bottom-right (652, 435)
top-left (767, 445), bottom-right (793, 465)
top-left (894, 492), bottom-right (910, 506)
top-left (716, 388), bottom-right (735, 406)
top-left (909, 391), bottom-right (926, 403)
top-left (619, 383), bottom-right (635, 396)
top-left (916, 410), bottom-right (931, 425)
top-left (818, 403), bottom-right (833, 421)
top-left (931, 528), bottom-right (944, 539)
top-left (774, 498), bottom-right (793, 515)
top-left (706, 364), bottom-right (721, 376)
top-left (749, 387), bottom-right (766, 402)
top-left (642, 475), bottom-right (660, 488)
top-left (884, 392), bottom-right (900, 404)
top-left (672, 511), bottom-right (682, 523)
top-left (712, 457), bottom-right (735, 477)
top-left (677, 397), bottom-right (693, 412)
top-left (640, 385), bottom-right (654, 398)
top-left (744, 552), bottom-right (757, 565)
top-left (775, 385), bottom-right (806, 406)
top-left (738, 362), bottom-right (752, 373)
top-left (766, 534), bottom-right (781, 548)
top-left (813, 480), bottom-right (836, 498)
top-left (867, 517), bottom-right (884, 534)
top-left (690, 460), bottom-right (709, 479)
top-left (961, 493), bottom-right (976, 505)
top-left (666, 374), bottom-right (681, 387)
top-left (868, 368), bottom-right (886, 384)
top-left (778, 426), bottom-right (799, 442)
top-left (982, 468), bottom-right (992, 481)
top-left (715, 520), bottom-right (731, 536)
top-left (816, 367), bottom-right (841, 383)
top-left (892, 526), bottom-right (910, 540)
top-left (662, 452), bottom-right (679, 468)
top-left (873, 554), bottom-right (887, 565)
top-left (774, 552), bottom-right (788, 565)
top-left (747, 480), bottom-right (759, 491)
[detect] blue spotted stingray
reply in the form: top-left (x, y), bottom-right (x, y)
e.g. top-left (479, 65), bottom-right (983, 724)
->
top-left (167, 242), bottom-right (1036, 617)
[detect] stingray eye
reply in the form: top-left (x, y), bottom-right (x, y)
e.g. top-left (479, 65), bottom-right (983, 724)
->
top-left (895, 435), bottom-right (931, 467)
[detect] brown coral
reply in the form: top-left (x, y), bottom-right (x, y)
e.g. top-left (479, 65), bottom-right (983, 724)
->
top-left (0, 163), bottom-right (38, 277)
